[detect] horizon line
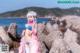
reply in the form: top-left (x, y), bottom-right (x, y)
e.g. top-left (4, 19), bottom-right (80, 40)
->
top-left (0, 6), bottom-right (80, 14)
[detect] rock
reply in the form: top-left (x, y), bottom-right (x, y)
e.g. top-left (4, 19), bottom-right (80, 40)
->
top-left (44, 29), bottom-right (63, 49)
top-left (37, 23), bottom-right (48, 43)
top-left (49, 38), bottom-right (70, 53)
top-left (38, 32), bottom-right (46, 43)
top-left (7, 23), bottom-right (20, 42)
top-left (0, 26), bottom-right (12, 45)
top-left (38, 33), bottom-right (49, 53)
top-left (37, 23), bottom-right (45, 33)
top-left (64, 28), bottom-right (80, 53)
top-left (52, 23), bottom-right (59, 30)
top-left (46, 22), bottom-right (60, 33)
top-left (38, 22), bottom-right (64, 51)
top-left (7, 23), bottom-right (17, 38)
top-left (49, 19), bottom-right (55, 25)
top-left (39, 41), bottom-right (48, 53)
top-left (61, 15), bottom-right (80, 31)
top-left (36, 23), bottom-right (48, 53)
top-left (46, 22), bottom-right (53, 33)
top-left (3, 26), bottom-right (8, 32)
top-left (0, 37), bottom-right (5, 43)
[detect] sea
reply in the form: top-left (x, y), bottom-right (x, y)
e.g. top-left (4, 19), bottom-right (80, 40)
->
top-left (0, 18), bottom-right (49, 35)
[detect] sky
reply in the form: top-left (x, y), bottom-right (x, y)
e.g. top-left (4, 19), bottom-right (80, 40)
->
top-left (0, 0), bottom-right (80, 13)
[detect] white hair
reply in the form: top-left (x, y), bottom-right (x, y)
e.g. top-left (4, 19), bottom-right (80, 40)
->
top-left (26, 11), bottom-right (37, 17)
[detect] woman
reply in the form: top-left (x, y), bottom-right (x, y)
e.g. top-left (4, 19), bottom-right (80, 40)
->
top-left (19, 11), bottom-right (41, 53)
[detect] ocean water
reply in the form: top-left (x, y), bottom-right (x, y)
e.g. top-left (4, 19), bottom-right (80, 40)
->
top-left (0, 18), bottom-right (49, 35)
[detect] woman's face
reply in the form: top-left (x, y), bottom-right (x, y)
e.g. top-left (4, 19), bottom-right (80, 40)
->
top-left (28, 16), bottom-right (36, 21)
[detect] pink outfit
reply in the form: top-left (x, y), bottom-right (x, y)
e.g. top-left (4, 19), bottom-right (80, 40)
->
top-left (19, 20), bottom-right (41, 53)
top-left (19, 32), bottom-right (40, 53)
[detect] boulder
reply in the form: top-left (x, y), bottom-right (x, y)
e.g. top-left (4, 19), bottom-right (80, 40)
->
top-left (61, 15), bottom-right (80, 32)
top-left (44, 29), bottom-right (63, 49)
top-left (0, 37), bottom-right (5, 43)
top-left (37, 23), bottom-right (45, 33)
top-left (7, 23), bottom-right (17, 38)
top-left (46, 22), bottom-right (53, 33)
top-left (0, 26), bottom-right (12, 45)
top-left (49, 38), bottom-right (70, 53)
top-left (64, 28), bottom-right (80, 53)
top-left (39, 41), bottom-right (48, 53)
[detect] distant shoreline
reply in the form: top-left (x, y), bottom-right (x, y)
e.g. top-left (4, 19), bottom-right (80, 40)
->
top-left (0, 7), bottom-right (80, 17)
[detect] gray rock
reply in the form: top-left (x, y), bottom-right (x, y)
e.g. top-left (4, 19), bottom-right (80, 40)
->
top-left (7, 23), bottom-right (17, 38)
top-left (49, 38), bottom-right (70, 53)
top-left (64, 28), bottom-right (80, 53)
top-left (39, 41), bottom-right (48, 53)
top-left (44, 30), bottom-right (63, 49)
top-left (61, 15), bottom-right (80, 31)
top-left (46, 22), bottom-right (53, 33)
top-left (0, 37), bottom-right (5, 43)
top-left (0, 26), bottom-right (12, 45)
top-left (37, 23), bottom-right (45, 33)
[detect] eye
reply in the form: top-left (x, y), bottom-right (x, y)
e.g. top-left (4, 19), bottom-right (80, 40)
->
top-left (28, 16), bottom-right (33, 18)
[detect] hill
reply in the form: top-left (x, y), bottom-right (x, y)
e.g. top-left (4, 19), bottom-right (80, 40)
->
top-left (0, 7), bottom-right (80, 17)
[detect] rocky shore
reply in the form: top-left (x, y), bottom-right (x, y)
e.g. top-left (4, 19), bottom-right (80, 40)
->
top-left (0, 15), bottom-right (80, 53)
